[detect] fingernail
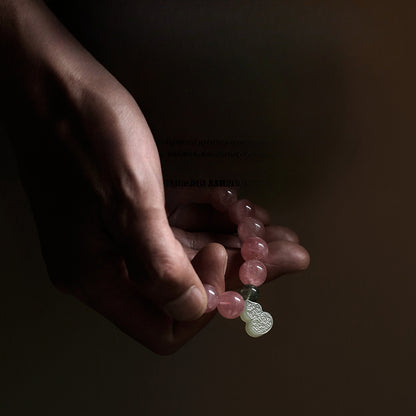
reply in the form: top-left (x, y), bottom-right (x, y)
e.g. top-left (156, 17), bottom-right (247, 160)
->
top-left (163, 285), bottom-right (206, 321)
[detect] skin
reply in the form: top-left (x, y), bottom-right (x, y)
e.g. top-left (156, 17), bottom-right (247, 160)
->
top-left (0, 0), bottom-right (310, 354)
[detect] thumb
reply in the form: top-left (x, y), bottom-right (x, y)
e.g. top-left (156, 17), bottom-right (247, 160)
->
top-left (116, 205), bottom-right (208, 321)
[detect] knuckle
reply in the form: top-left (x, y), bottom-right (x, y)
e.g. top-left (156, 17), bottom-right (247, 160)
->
top-left (100, 178), bottom-right (139, 230)
top-left (154, 251), bottom-right (185, 287)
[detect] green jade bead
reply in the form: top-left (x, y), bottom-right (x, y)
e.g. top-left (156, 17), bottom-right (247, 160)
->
top-left (239, 284), bottom-right (260, 302)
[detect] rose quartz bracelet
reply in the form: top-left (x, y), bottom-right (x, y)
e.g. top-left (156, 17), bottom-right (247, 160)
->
top-left (203, 188), bottom-right (274, 338)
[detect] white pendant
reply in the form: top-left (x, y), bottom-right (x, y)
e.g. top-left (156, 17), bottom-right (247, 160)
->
top-left (240, 300), bottom-right (274, 338)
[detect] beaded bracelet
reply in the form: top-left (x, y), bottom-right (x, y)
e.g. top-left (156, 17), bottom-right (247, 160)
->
top-left (203, 188), bottom-right (274, 338)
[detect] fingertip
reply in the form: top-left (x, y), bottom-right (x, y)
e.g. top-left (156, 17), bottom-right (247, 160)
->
top-left (163, 285), bottom-right (207, 321)
top-left (264, 240), bottom-right (311, 280)
top-left (192, 242), bottom-right (228, 296)
top-left (207, 242), bottom-right (228, 274)
top-left (293, 244), bottom-right (311, 271)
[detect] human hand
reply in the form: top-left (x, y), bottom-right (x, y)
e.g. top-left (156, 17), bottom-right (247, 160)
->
top-left (1, 0), bottom-right (222, 354)
top-left (1, 0), bottom-right (309, 355)
top-left (165, 187), bottom-right (310, 291)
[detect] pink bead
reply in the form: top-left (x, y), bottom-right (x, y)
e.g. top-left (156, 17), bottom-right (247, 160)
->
top-left (239, 260), bottom-right (267, 286)
top-left (238, 217), bottom-right (266, 241)
top-left (241, 236), bottom-right (269, 261)
top-left (228, 199), bottom-right (255, 224)
top-left (210, 188), bottom-right (238, 212)
top-left (217, 291), bottom-right (245, 319)
top-left (203, 284), bottom-right (219, 313)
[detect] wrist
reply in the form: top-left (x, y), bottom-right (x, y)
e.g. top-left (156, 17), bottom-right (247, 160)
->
top-left (0, 0), bottom-right (126, 126)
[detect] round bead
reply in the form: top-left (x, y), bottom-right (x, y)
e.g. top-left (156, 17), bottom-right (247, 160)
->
top-left (228, 199), bottom-right (255, 224)
top-left (210, 188), bottom-right (238, 212)
top-left (203, 284), bottom-right (219, 313)
top-left (239, 284), bottom-right (260, 302)
top-left (239, 260), bottom-right (267, 286)
top-left (238, 217), bottom-right (266, 241)
top-left (217, 291), bottom-right (245, 319)
top-left (241, 237), bottom-right (269, 261)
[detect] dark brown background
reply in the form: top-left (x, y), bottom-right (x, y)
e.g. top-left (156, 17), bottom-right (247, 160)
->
top-left (1, 1), bottom-right (415, 415)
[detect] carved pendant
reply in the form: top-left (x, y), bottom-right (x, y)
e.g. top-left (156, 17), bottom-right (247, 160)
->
top-left (240, 300), bottom-right (274, 337)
